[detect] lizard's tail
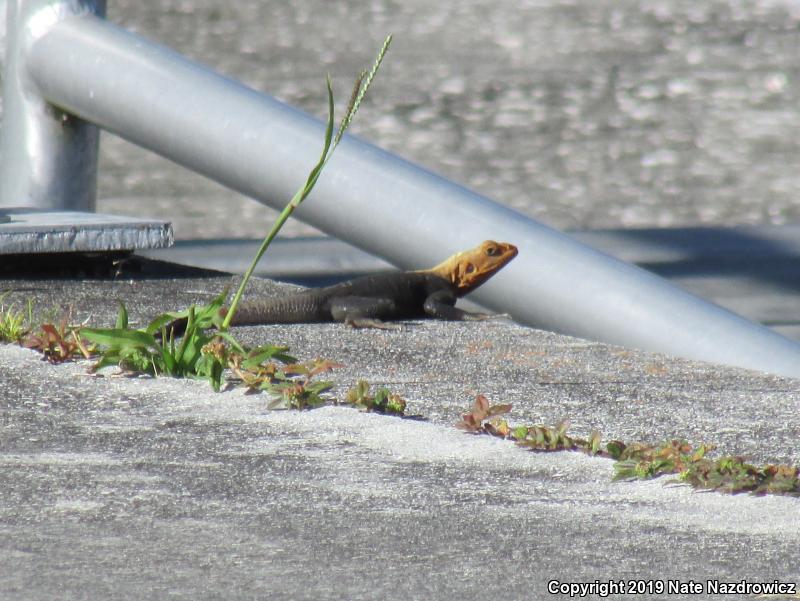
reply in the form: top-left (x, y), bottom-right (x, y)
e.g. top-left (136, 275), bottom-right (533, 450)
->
top-left (158, 294), bottom-right (325, 337)
top-left (225, 296), bottom-right (326, 325)
top-left (154, 303), bottom-right (267, 339)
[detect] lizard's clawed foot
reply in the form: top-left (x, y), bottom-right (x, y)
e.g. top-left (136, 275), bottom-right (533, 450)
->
top-left (344, 317), bottom-right (402, 330)
top-left (464, 312), bottom-right (512, 322)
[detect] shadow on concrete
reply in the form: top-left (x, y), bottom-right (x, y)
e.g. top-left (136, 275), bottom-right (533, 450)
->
top-left (0, 253), bottom-right (226, 280)
top-left (572, 226), bottom-right (800, 292)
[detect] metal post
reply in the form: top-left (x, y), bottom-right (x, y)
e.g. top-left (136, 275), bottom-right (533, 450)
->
top-left (13, 12), bottom-right (800, 377)
top-left (0, 0), bottom-right (105, 211)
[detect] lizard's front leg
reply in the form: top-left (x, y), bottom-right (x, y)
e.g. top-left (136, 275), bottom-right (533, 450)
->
top-left (423, 290), bottom-right (509, 321)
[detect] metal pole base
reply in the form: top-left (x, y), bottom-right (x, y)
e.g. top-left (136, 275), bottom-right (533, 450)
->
top-left (0, 0), bottom-right (106, 211)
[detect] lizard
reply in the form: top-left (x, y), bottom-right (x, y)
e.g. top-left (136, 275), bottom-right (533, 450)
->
top-left (165, 240), bottom-right (517, 334)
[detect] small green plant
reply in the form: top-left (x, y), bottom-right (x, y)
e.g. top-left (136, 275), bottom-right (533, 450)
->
top-left (81, 295), bottom-right (341, 398)
top-left (611, 439), bottom-right (713, 480)
top-left (230, 353), bottom-right (341, 409)
top-left (514, 421), bottom-right (581, 452)
top-left (675, 449), bottom-right (799, 495)
top-left (81, 292), bottom-right (242, 391)
top-left (22, 311), bottom-right (92, 363)
top-left (612, 441), bottom-right (800, 495)
top-left (0, 291), bottom-right (34, 343)
top-left (456, 395), bottom-right (800, 497)
top-left (455, 394), bottom-right (513, 434)
top-left (344, 380), bottom-right (407, 415)
top-left (264, 379), bottom-right (329, 410)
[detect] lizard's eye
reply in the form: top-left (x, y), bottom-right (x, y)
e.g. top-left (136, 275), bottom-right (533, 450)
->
top-left (485, 246), bottom-right (498, 256)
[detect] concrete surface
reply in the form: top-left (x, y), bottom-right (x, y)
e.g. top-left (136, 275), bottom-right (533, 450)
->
top-left (3, 2), bottom-right (800, 597)
top-left (1, 268), bottom-right (799, 600)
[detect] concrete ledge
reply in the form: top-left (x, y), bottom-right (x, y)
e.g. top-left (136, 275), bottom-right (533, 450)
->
top-left (0, 208), bottom-right (173, 255)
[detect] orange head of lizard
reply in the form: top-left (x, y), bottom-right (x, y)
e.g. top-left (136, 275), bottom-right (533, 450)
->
top-left (427, 240), bottom-right (518, 296)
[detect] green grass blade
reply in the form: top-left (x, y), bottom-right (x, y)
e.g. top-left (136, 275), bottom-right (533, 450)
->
top-left (160, 346), bottom-right (178, 375)
top-left (223, 78), bottom-right (336, 329)
top-left (242, 344), bottom-right (296, 369)
top-left (213, 330), bottom-right (247, 355)
top-left (81, 327), bottom-right (158, 351)
top-left (222, 36), bottom-right (391, 331)
top-left (147, 313), bottom-right (178, 336)
top-left (299, 75), bottom-right (336, 207)
top-left (115, 301), bottom-right (128, 330)
top-left (174, 306), bottom-right (196, 364)
top-left (333, 34), bottom-right (392, 149)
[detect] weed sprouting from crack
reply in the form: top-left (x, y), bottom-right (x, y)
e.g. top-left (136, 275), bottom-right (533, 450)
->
top-left (78, 296), bottom-right (343, 401)
top-left (343, 380), bottom-right (408, 415)
top-left (456, 395), bottom-right (800, 498)
top-left (21, 309), bottom-right (93, 363)
top-left (0, 292), bottom-right (32, 343)
top-left (455, 393), bottom-right (513, 435)
top-left (232, 354), bottom-right (343, 410)
top-left (5, 295), bottom-right (403, 415)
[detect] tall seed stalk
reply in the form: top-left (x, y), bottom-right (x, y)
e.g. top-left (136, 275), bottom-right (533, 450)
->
top-left (222, 35), bottom-right (392, 329)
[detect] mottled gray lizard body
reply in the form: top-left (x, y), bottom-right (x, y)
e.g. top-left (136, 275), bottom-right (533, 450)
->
top-left (167, 241), bottom-right (518, 333)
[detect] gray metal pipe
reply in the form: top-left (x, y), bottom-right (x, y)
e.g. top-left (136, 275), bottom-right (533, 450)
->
top-left (0, 0), bottom-right (105, 210)
top-left (21, 13), bottom-right (800, 377)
